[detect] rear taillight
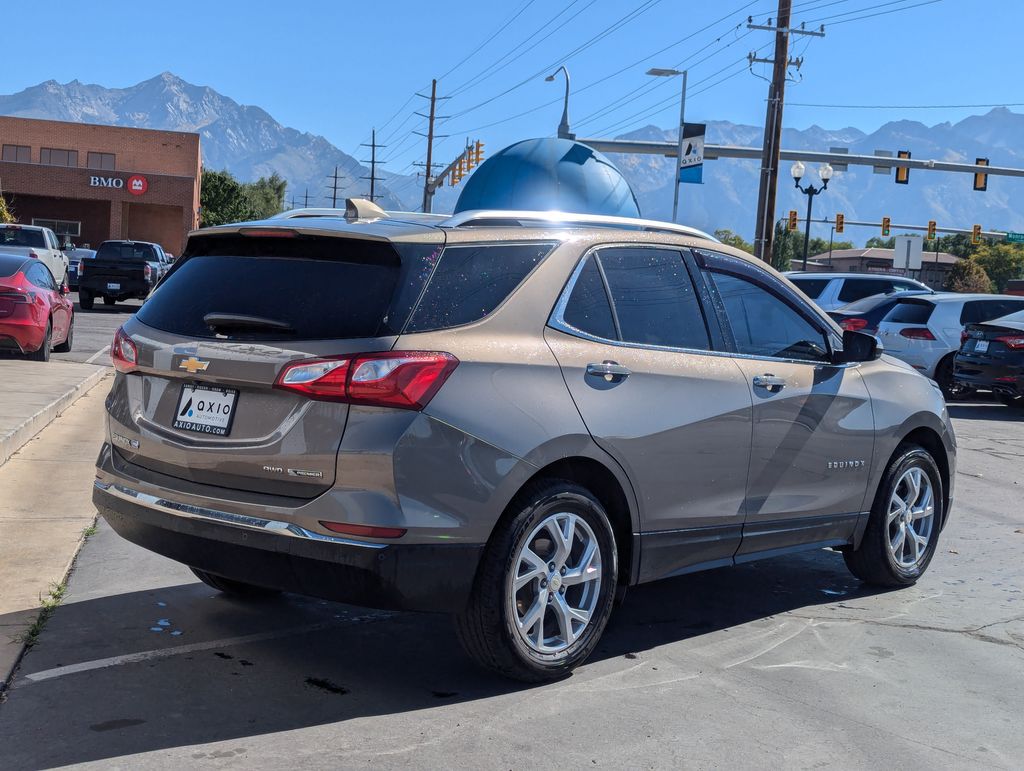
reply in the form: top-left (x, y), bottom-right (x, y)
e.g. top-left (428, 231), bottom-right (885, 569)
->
top-left (275, 351), bottom-right (458, 410)
top-left (900, 327), bottom-right (936, 340)
top-left (111, 327), bottom-right (138, 373)
top-left (28, 251), bottom-right (39, 260)
top-left (78, 260), bottom-right (86, 276)
top-left (840, 318), bottom-right (868, 332)
top-left (144, 263), bottom-right (153, 282)
top-left (960, 330), bottom-right (969, 345)
top-left (995, 335), bottom-right (1024, 350)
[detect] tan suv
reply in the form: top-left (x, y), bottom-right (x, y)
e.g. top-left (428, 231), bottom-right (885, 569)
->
top-left (93, 202), bottom-right (956, 681)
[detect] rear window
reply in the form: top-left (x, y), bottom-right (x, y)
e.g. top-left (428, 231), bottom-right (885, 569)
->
top-left (839, 294), bottom-right (898, 313)
top-left (96, 242), bottom-right (157, 261)
top-left (789, 277), bottom-right (830, 299)
top-left (885, 300), bottom-right (934, 325)
top-left (137, 237), bottom-right (439, 340)
top-left (0, 227), bottom-right (45, 248)
top-left (0, 255), bottom-right (27, 277)
top-left (838, 278), bottom-right (896, 303)
top-left (960, 299), bottom-right (1024, 325)
top-left (404, 243), bottom-right (553, 332)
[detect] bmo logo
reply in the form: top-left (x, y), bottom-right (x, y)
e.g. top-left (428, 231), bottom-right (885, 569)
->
top-left (88, 174), bottom-right (149, 196)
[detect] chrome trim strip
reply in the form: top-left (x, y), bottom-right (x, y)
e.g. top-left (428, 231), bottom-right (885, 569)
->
top-left (94, 480), bottom-right (387, 549)
top-left (441, 209), bottom-right (719, 242)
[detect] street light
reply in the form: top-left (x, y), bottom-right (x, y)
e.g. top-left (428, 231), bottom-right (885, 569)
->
top-left (545, 66), bottom-right (574, 140)
top-left (792, 161), bottom-right (834, 269)
top-left (647, 67), bottom-right (688, 223)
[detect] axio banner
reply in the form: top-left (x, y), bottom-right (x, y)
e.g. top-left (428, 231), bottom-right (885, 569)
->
top-left (678, 123), bottom-right (706, 185)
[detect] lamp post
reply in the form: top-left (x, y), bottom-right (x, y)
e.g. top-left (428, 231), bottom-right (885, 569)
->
top-left (791, 161), bottom-right (834, 270)
top-left (647, 67), bottom-right (688, 222)
top-left (545, 66), bottom-right (574, 140)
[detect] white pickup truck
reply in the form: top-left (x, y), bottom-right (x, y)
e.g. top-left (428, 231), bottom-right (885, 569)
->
top-left (0, 224), bottom-right (70, 285)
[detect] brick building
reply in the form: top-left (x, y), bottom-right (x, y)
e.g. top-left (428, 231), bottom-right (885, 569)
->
top-left (0, 116), bottom-right (200, 255)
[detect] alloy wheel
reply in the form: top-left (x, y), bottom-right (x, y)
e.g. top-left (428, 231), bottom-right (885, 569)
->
top-left (887, 466), bottom-right (935, 570)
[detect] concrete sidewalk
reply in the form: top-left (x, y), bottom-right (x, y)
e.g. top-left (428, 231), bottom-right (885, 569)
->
top-left (0, 374), bottom-right (111, 692)
top-left (0, 360), bottom-right (108, 467)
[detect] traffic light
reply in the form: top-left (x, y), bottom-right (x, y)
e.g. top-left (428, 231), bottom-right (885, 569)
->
top-left (451, 160), bottom-right (463, 185)
top-left (974, 157), bottom-right (989, 191)
top-left (881, 216), bottom-right (891, 236)
top-left (927, 220), bottom-right (936, 239)
top-left (464, 148), bottom-right (475, 172)
top-left (474, 140), bottom-right (485, 166)
top-left (835, 213), bottom-right (844, 234)
top-left (895, 150), bottom-right (911, 184)
top-left (972, 224), bottom-right (982, 245)
top-left (787, 210), bottom-right (798, 231)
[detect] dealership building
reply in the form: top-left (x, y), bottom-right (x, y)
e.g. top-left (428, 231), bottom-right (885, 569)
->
top-left (0, 116), bottom-right (200, 255)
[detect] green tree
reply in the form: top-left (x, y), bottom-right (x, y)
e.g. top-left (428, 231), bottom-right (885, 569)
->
top-left (933, 233), bottom-right (979, 259)
top-left (200, 169), bottom-right (286, 227)
top-left (245, 172), bottom-right (288, 221)
top-left (945, 258), bottom-right (993, 293)
top-left (714, 229), bottom-right (754, 254)
top-left (972, 243), bottom-right (1024, 292)
top-left (770, 221), bottom-right (799, 271)
top-left (807, 236), bottom-right (853, 255)
top-left (865, 236), bottom-right (896, 249)
top-left (0, 195), bottom-right (14, 224)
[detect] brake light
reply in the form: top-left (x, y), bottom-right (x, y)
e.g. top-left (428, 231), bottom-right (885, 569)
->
top-left (238, 228), bottom-right (298, 238)
top-left (28, 251), bottom-right (39, 260)
top-left (275, 351), bottom-right (458, 410)
top-left (144, 263), bottom-right (153, 282)
top-left (960, 330), bottom-right (969, 345)
top-left (899, 327), bottom-right (936, 340)
top-left (840, 318), bottom-right (869, 332)
top-left (111, 327), bottom-right (138, 373)
top-left (995, 335), bottom-right (1024, 350)
top-left (319, 521), bottom-right (407, 539)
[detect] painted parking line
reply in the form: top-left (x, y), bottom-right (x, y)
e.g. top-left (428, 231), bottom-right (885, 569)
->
top-left (85, 345), bottom-right (110, 365)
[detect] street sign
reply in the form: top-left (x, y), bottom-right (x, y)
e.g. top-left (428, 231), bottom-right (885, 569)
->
top-left (678, 123), bottom-right (705, 184)
top-left (894, 235), bottom-right (923, 271)
top-left (1006, 232), bottom-right (1024, 243)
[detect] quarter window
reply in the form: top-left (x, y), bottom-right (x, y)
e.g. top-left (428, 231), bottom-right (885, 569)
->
top-left (708, 271), bottom-right (829, 362)
top-left (27, 263), bottom-right (56, 290)
top-left (2, 144), bottom-right (31, 162)
top-left (561, 256), bottom-right (617, 341)
top-left (40, 148), bottom-right (78, 167)
top-left (86, 152), bottom-right (116, 171)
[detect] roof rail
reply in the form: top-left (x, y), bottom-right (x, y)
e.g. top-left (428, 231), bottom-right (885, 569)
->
top-left (441, 210), bottom-right (719, 242)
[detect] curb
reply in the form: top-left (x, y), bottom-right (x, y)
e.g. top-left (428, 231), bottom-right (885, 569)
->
top-left (0, 366), bottom-right (108, 468)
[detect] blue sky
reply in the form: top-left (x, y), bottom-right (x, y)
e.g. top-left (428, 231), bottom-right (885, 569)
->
top-left (0, 0), bottom-right (1015, 175)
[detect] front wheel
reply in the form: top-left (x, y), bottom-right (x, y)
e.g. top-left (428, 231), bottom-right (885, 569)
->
top-left (455, 479), bottom-right (618, 682)
top-left (844, 445), bottom-right (943, 587)
top-left (53, 314), bottom-right (74, 353)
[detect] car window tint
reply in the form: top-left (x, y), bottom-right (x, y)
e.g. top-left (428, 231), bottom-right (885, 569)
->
top-left (596, 248), bottom-right (709, 350)
top-left (960, 299), bottom-right (1024, 325)
top-left (885, 300), bottom-right (934, 324)
top-left (560, 256), bottom-right (617, 341)
top-left (709, 271), bottom-right (828, 362)
top-left (789, 277), bottom-right (830, 299)
top-left (27, 263), bottom-right (55, 290)
top-left (96, 243), bottom-right (157, 261)
top-left (0, 227), bottom-right (46, 248)
top-left (838, 278), bottom-right (895, 302)
top-left (405, 243), bottom-right (553, 332)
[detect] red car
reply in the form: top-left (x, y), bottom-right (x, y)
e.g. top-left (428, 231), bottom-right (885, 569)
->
top-left (0, 252), bottom-right (74, 361)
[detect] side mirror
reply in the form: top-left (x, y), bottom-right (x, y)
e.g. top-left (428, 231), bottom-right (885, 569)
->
top-left (833, 330), bottom-right (883, 364)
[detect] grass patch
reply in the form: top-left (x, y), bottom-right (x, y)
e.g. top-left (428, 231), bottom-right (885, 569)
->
top-left (18, 583), bottom-right (67, 648)
top-left (82, 523), bottom-right (98, 538)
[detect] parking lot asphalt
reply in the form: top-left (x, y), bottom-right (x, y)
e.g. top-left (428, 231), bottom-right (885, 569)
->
top-left (0, 401), bottom-right (1021, 769)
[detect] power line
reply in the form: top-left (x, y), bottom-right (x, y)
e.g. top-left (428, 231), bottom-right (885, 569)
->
top-left (788, 100), bottom-right (1024, 109)
top-left (439, 0), bottom-right (540, 81)
top-left (804, 0), bottom-right (942, 23)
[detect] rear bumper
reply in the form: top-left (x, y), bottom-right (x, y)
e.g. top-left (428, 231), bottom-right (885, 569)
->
top-left (79, 277), bottom-right (151, 298)
top-left (0, 317), bottom-right (44, 353)
top-left (93, 479), bottom-right (483, 613)
top-left (954, 355), bottom-right (1023, 395)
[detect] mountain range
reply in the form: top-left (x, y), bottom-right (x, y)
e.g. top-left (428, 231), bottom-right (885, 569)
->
top-left (3, 73), bottom-right (1023, 243)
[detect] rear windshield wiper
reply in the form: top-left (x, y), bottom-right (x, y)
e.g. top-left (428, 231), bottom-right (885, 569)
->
top-left (203, 312), bottom-right (295, 335)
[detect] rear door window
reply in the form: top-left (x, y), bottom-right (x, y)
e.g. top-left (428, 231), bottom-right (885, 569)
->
top-left (885, 300), bottom-right (934, 324)
top-left (960, 299), bottom-right (1024, 325)
top-left (405, 243), bottom-right (553, 332)
top-left (838, 278), bottom-right (895, 303)
top-left (560, 256), bottom-right (617, 341)
top-left (789, 277), bottom-right (830, 299)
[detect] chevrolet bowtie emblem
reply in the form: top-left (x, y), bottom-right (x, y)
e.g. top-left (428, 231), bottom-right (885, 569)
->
top-left (178, 356), bottom-right (210, 375)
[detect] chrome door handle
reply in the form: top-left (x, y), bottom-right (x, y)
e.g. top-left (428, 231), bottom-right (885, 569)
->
top-left (586, 361), bottom-right (631, 380)
top-left (752, 374), bottom-right (786, 390)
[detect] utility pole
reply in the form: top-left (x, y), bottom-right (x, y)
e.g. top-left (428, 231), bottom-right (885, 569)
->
top-left (301, 188), bottom-right (312, 208)
top-left (415, 80), bottom-right (449, 213)
top-left (326, 166), bottom-right (346, 208)
top-left (360, 129), bottom-right (386, 203)
top-left (749, 2), bottom-right (824, 262)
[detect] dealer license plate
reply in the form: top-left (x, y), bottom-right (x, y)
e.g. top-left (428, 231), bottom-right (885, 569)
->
top-left (975, 340), bottom-right (989, 353)
top-left (172, 384), bottom-right (238, 436)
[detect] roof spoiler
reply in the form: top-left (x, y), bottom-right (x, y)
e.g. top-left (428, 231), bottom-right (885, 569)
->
top-left (271, 198), bottom-right (388, 221)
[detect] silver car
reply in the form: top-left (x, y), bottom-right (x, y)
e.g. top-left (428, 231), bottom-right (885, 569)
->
top-left (93, 205), bottom-right (957, 682)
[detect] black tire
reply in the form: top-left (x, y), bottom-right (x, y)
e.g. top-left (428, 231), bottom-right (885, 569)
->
top-left (189, 567), bottom-right (281, 598)
top-left (455, 479), bottom-right (618, 682)
top-left (935, 355), bottom-right (972, 401)
top-left (999, 394), bottom-right (1024, 408)
top-left (53, 314), bottom-right (74, 353)
top-left (103, 296), bottom-right (116, 306)
top-left (27, 321), bottom-right (52, 362)
top-left (79, 289), bottom-right (94, 311)
top-left (844, 444), bottom-right (943, 587)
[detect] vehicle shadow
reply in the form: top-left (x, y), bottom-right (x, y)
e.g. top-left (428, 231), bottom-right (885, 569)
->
top-left (72, 302), bottom-right (140, 315)
top-left (946, 400), bottom-right (1020, 421)
top-left (0, 548), bottom-right (880, 768)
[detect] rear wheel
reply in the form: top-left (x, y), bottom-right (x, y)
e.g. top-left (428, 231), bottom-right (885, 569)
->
top-left (103, 296), bottom-right (116, 306)
top-left (27, 321), bottom-right (52, 362)
top-left (455, 479), bottom-right (618, 682)
top-left (78, 289), bottom-right (94, 311)
top-left (190, 567), bottom-right (280, 598)
top-left (53, 314), bottom-right (74, 353)
top-left (935, 355), bottom-right (972, 400)
top-left (844, 444), bottom-right (943, 587)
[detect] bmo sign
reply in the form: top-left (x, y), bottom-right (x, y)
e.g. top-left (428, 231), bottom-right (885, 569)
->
top-left (89, 174), bottom-right (149, 196)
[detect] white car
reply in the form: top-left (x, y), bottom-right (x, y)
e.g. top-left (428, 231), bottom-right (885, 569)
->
top-left (786, 272), bottom-right (930, 311)
top-left (876, 293), bottom-right (1024, 397)
top-left (0, 224), bottom-right (70, 285)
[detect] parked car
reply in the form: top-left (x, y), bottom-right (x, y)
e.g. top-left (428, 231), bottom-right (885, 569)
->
top-left (0, 223), bottom-right (70, 286)
top-left (0, 252), bottom-right (74, 360)
top-left (828, 289), bottom-right (935, 335)
top-left (1005, 279), bottom-right (1024, 296)
top-left (66, 247), bottom-right (97, 290)
top-left (77, 240), bottom-right (164, 310)
top-left (93, 206), bottom-right (956, 682)
top-left (785, 272), bottom-right (930, 311)
top-left (954, 309), bottom-right (1024, 407)
top-left (876, 293), bottom-right (1024, 398)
